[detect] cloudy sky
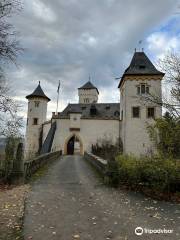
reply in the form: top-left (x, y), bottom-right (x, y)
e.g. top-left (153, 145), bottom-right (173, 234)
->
top-left (5, 0), bottom-right (180, 128)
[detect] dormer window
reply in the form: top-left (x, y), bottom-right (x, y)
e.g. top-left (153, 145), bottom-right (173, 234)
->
top-left (139, 65), bottom-right (146, 69)
top-left (90, 105), bottom-right (97, 115)
top-left (114, 111), bottom-right (120, 117)
top-left (137, 84), bottom-right (149, 95)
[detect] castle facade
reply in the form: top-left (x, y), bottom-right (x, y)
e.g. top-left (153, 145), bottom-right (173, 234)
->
top-left (25, 51), bottom-right (164, 159)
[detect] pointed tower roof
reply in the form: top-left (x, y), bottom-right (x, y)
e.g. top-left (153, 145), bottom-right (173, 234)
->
top-left (26, 82), bottom-right (50, 101)
top-left (78, 81), bottom-right (99, 94)
top-left (118, 51), bottom-right (164, 88)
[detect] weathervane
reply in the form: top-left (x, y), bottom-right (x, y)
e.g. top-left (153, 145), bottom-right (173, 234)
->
top-left (138, 40), bottom-right (144, 52)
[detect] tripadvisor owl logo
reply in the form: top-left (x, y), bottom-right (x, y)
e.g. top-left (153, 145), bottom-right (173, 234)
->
top-left (135, 227), bottom-right (143, 235)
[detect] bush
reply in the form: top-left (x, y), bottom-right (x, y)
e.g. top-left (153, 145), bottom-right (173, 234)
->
top-left (116, 155), bottom-right (141, 185)
top-left (92, 137), bottom-right (123, 161)
top-left (115, 154), bottom-right (180, 194)
top-left (148, 113), bottom-right (180, 158)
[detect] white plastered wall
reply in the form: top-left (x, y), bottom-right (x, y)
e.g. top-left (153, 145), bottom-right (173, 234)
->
top-left (51, 118), bottom-right (120, 154)
top-left (25, 97), bottom-right (48, 159)
top-left (120, 76), bottom-right (162, 156)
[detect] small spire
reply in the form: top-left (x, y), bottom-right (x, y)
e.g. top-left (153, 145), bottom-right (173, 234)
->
top-left (142, 48), bottom-right (144, 52)
top-left (39, 81), bottom-right (40, 85)
top-left (89, 75), bottom-right (91, 82)
top-left (135, 48), bottom-right (136, 52)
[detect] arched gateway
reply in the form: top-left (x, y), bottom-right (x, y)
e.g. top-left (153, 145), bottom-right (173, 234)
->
top-left (64, 134), bottom-right (83, 155)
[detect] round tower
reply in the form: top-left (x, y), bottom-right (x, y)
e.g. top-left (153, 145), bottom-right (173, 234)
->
top-left (25, 82), bottom-right (50, 159)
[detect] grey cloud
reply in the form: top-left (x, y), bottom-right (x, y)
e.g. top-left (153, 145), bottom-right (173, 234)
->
top-left (5, 0), bottom-right (178, 124)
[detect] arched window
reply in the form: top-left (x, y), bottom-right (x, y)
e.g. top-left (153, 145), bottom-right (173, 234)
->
top-left (34, 101), bottom-right (40, 107)
top-left (137, 84), bottom-right (149, 95)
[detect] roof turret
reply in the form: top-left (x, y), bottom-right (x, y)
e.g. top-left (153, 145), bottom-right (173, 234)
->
top-left (118, 51), bottom-right (164, 88)
top-left (78, 81), bottom-right (99, 94)
top-left (26, 82), bottom-right (50, 101)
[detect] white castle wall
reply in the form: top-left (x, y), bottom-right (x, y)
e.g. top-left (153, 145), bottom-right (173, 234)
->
top-left (120, 76), bottom-right (162, 156)
top-left (50, 118), bottom-right (120, 154)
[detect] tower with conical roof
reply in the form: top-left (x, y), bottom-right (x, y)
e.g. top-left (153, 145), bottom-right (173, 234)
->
top-left (25, 82), bottom-right (50, 159)
top-left (78, 81), bottom-right (99, 103)
top-left (118, 51), bottom-right (164, 156)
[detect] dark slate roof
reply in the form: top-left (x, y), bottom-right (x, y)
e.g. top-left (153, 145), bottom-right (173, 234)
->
top-left (118, 51), bottom-right (164, 88)
top-left (40, 121), bottom-right (56, 154)
top-left (26, 82), bottom-right (50, 101)
top-left (59, 103), bottom-right (120, 120)
top-left (78, 81), bottom-right (99, 94)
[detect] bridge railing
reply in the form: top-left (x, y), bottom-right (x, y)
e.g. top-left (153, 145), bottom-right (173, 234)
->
top-left (84, 152), bottom-right (107, 174)
top-left (24, 151), bottom-right (61, 180)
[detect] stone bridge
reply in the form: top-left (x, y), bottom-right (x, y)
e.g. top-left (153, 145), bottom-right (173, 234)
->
top-left (23, 154), bottom-right (179, 240)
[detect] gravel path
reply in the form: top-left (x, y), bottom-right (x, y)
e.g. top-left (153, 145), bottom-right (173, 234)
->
top-left (24, 155), bottom-right (180, 240)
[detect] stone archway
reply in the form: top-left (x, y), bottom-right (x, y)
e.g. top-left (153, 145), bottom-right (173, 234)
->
top-left (64, 133), bottom-right (84, 155)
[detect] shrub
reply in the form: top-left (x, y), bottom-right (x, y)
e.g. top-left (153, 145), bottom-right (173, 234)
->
top-left (116, 155), bottom-right (141, 185)
top-left (147, 113), bottom-right (180, 158)
top-left (92, 137), bottom-right (123, 161)
top-left (115, 154), bottom-right (180, 194)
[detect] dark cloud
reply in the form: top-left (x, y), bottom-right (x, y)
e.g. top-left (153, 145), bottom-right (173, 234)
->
top-left (5, 0), bottom-right (178, 122)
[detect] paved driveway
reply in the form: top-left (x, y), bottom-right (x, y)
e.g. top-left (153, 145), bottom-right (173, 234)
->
top-left (24, 155), bottom-right (180, 240)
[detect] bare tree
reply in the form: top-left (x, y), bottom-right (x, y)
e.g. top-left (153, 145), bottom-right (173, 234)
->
top-left (0, 0), bottom-right (23, 137)
top-left (0, 75), bottom-right (22, 137)
top-left (142, 52), bottom-right (180, 118)
top-left (0, 0), bottom-right (23, 65)
top-left (159, 52), bottom-right (180, 112)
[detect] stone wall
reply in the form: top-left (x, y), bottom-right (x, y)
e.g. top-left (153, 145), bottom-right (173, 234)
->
top-left (24, 151), bottom-right (61, 180)
top-left (84, 152), bottom-right (107, 174)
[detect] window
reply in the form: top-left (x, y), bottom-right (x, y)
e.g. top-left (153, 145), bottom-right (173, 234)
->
top-left (84, 98), bottom-right (89, 103)
top-left (33, 118), bottom-right (38, 125)
top-left (114, 111), bottom-right (120, 117)
top-left (34, 101), bottom-right (40, 107)
top-left (139, 65), bottom-right (146, 69)
top-left (147, 107), bottom-right (155, 118)
top-left (132, 107), bottom-right (140, 118)
top-left (90, 105), bottom-right (97, 115)
top-left (137, 86), bottom-right (140, 94)
top-left (146, 86), bottom-right (149, 94)
top-left (141, 84), bottom-right (145, 94)
top-left (137, 84), bottom-right (150, 95)
top-left (27, 118), bottom-right (28, 125)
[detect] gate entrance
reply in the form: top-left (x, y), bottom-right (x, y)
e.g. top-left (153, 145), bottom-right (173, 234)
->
top-left (67, 136), bottom-right (75, 155)
top-left (65, 134), bottom-right (83, 155)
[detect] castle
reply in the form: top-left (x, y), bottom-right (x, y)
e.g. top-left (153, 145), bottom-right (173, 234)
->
top-left (25, 51), bottom-right (164, 159)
